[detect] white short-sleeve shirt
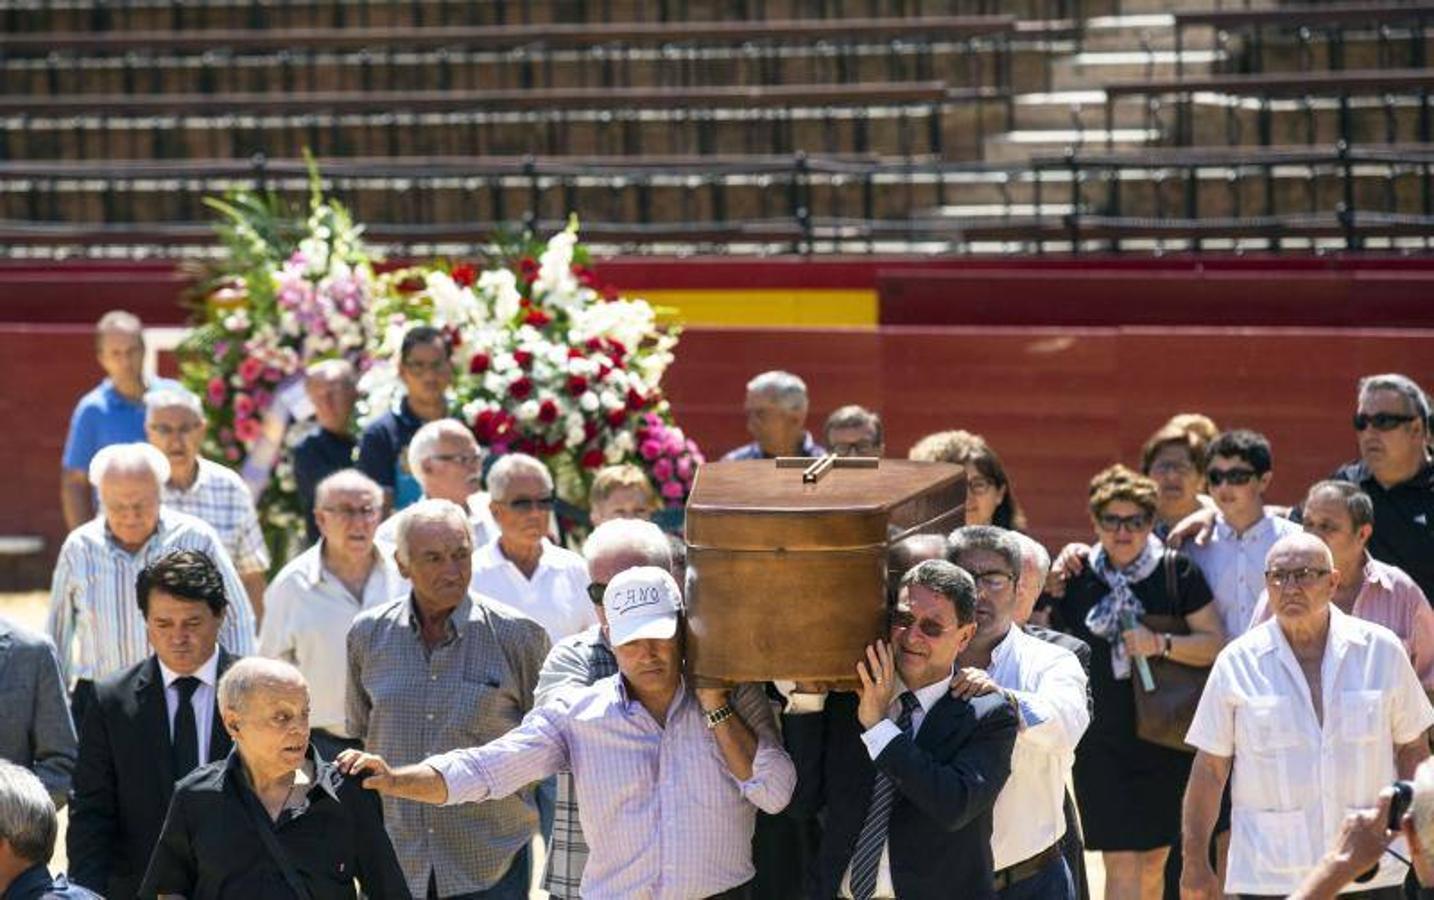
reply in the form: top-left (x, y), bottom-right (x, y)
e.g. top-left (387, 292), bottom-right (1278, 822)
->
top-left (1185, 607), bottom-right (1434, 895)
top-left (470, 537), bottom-right (596, 644)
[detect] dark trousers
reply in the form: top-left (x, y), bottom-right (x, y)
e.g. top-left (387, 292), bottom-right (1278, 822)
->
top-left (751, 810), bottom-right (817, 899)
top-left (707, 880), bottom-right (754, 900)
top-left (425, 846), bottom-right (530, 900)
top-left (70, 679), bottom-right (95, 732)
top-left (1060, 790), bottom-right (1090, 900)
top-left (999, 858), bottom-right (1075, 900)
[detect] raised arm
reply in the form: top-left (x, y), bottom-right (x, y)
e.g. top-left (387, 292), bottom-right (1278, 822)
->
top-left (717, 682), bottom-right (796, 814)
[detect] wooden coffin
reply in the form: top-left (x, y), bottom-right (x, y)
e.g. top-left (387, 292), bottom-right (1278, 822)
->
top-left (683, 458), bottom-right (965, 684)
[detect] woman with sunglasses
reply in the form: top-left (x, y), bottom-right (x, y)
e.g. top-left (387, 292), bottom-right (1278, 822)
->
top-left (908, 429), bottom-right (1027, 531)
top-left (1049, 465), bottom-right (1226, 900)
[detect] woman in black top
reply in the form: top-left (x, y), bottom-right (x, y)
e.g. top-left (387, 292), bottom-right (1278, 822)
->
top-left (1050, 465), bottom-right (1226, 900)
top-left (140, 658), bottom-right (409, 899)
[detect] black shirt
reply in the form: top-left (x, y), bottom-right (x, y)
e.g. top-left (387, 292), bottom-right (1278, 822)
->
top-left (1329, 459), bottom-right (1434, 599)
top-left (139, 747), bottom-right (409, 900)
top-left (292, 428), bottom-right (357, 543)
top-left (1, 867), bottom-right (99, 900)
top-left (356, 398), bottom-right (428, 511)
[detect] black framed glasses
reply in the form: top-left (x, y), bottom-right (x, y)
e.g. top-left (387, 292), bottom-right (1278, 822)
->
top-left (1206, 467), bottom-right (1258, 487)
top-left (889, 607), bottom-right (960, 638)
top-left (971, 570), bottom-right (1015, 593)
top-left (502, 495), bottom-right (556, 513)
top-left (1096, 512), bottom-right (1153, 533)
top-left (587, 582), bottom-right (607, 604)
top-left (1353, 412), bottom-right (1420, 432)
top-left (830, 440), bottom-right (879, 457)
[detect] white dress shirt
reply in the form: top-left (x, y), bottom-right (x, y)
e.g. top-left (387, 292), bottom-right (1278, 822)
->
top-left (373, 493), bottom-right (498, 570)
top-left (259, 540), bottom-right (404, 735)
top-left (986, 625), bottom-right (1090, 870)
top-left (470, 537), bottom-right (597, 644)
top-left (158, 649), bottom-right (219, 764)
top-left (1186, 607), bottom-right (1434, 895)
top-left (1185, 512), bottom-right (1302, 639)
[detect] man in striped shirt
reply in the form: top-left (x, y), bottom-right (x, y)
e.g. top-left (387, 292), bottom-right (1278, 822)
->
top-left (46, 443), bottom-right (257, 724)
top-left (145, 388), bottom-right (270, 621)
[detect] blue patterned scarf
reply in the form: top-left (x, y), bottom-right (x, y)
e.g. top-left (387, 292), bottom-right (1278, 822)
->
top-left (1084, 534), bottom-right (1163, 680)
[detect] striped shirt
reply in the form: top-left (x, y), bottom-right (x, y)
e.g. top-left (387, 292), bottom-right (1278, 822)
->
top-left (162, 459), bottom-right (270, 575)
top-left (429, 675), bottom-right (796, 900)
top-left (345, 591), bottom-right (550, 899)
top-left (533, 626), bottom-right (619, 899)
top-left (46, 509), bottom-right (257, 685)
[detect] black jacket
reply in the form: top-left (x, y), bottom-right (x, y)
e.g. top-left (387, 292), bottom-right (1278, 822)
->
top-left (784, 690), bottom-right (1017, 900)
top-left (139, 746), bottom-right (409, 900)
top-left (68, 652), bottom-right (235, 900)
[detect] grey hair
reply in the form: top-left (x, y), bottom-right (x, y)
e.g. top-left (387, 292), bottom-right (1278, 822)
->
top-left (1010, 532), bottom-right (1052, 584)
top-left (393, 497), bottom-right (471, 564)
top-left (486, 452), bottom-right (552, 502)
top-left (407, 419), bottom-right (479, 481)
top-left (305, 357), bottom-right (357, 385)
top-left (89, 442), bottom-right (171, 488)
top-left (1304, 480), bottom-right (1376, 531)
top-left (1411, 758), bottom-right (1434, 870)
top-left (746, 370), bottom-right (809, 413)
top-left (1359, 373), bottom-right (1431, 427)
top-left (824, 404), bottom-right (883, 444)
top-left (144, 387), bottom-right (204, 422)
top-left (582, 518), bottom-right (673, 571)
top-left (0, 760), bottom-right (56, 865)
top-left (899, 559), bottom-right (977, 624)
top-left (947, 525), bottom-right (1023, 589)
top-left (314, 468), bottom-right (383, 508)
top-left (1266, 532), bottom-right (1334, 569)
top-left (217, 657), bottom-right (307, 715)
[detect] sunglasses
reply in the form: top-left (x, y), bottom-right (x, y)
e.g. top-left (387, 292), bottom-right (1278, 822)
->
top-left (1265, 567), bottom-right (1331, 588)
top-left (1353, 412), bottom-right (1420, 432)
top-left (1096, 512), bottom-right (1152, 533)
top-left (889, 607), bottom-right (960, 639)
top-left (502, 495), bottom-right (556, 513)
top-left (1205, 467), bottom-right (1258, 487)
top-left (587, 582), bottom-right (607, 604)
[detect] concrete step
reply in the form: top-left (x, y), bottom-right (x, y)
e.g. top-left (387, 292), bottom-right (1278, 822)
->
top-left (982, 127), bottom-right (1159, 162)
top-left (1049, 49), bottom-right (1224, 90)
top-left (1012, 90), bottom-right (1150, 130)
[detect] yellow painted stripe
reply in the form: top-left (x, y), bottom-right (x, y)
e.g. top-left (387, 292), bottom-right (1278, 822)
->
top-left (642, 289), bottom-right (878, 327)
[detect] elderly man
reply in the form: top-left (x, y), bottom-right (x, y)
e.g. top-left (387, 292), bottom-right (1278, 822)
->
top-left (1181, 532), bottom-right (1434, 900)
top-left (47, 443), bottom-right (255, 724)
top-left (472, 453), bottom-right (594, 644)
top-left (374, 418), bottom-right (495, 565)
top-left (824, 404), bottom-right (885, 457)
top-left (0, 762), bottom-right (98, 900)
top-left (722, 370), bottom-right (825, 460)
top-left (60, 310), bottom-right (182, 531)
top-left (346, 498), bottom-right (550, 900)
top-left (784, 560), bottom-right (1018, 899)
top-left (293, 359), bottom-right (360, 543)
top-left (146, 387), bottom-right (270, 620)
top-left (358, 325), bottom-right (453, 513)
top-left (68, 550), bottom-right (241, 900)
top-left (948, 526), bottom-right (1090, 899)
top-left (260, 470), bottom-right (401, 754)
top-left (0, 618), bottom-right (75, 811)
top-left (140, 658), bottom-right (407, 899)
top-left (587, 464), bottom-right (657, 527)
top-left (339, 564), bottom-right (796, 899)
top-left (531, 518), bottom-right (671, 898)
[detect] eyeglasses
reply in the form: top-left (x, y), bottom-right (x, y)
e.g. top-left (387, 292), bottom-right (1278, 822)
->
top-left (147, 422), bottom-right (203, 438)
top-left (971, 570), bottom-right (1015, 594)
top-left (890, 607), bottom-right (961, 639)
top-left (431, 452), bottom-right (481, 467)
top-left (1353, 412), bottom-right (1420, 432)
top-left (587, 582), bottom-right (607, 604)
top-left (1206, 467), bottom-right (1258, 487)
top-left (320, 505), bottom-right (380, 520)
top-left (402, 358), bottom-right (451, 375)
top-left (1096, 512), bottom-right (1153, 533)
top-left (967, 477), bottom-right (997, 496)
top-left (1149, 460), bottom-right (1195, 477)
top-left (1265, 567), bottom-right (1332, 588)
top-left (830, 440), bottom-right (879, 457)
top-left (501, 495), bottom-right (555, 513)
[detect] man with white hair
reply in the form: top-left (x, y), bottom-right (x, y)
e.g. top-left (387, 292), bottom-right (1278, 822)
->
top-left (46, 443), bottom-right (255, 725)
top-left (722, 370), bottom-right (825, 460)
top-left (260, 469), bottom-right (400, 754)
top-left (471, 453), bottom-right (593, 645)
top-left (346, 498), bottom-right (550, 900)
top-left (1182, 532), bottom-right (1434, 900)
top-left (0, 761), bottom-right (98, 899)
top-left (60, 310), bottom-right (182, 531)
top-left (373, 418), bottom-right (496, 566)
top-left (145, 387), bottom-right (269, 619)
top-left (294, 358), bottom-right (360, 543)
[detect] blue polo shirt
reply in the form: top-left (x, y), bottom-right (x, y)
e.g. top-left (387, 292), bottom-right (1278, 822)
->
top-left (61, 377), bottom-right (183, 471)
top-left (356, 396), bottom-right (433, 512)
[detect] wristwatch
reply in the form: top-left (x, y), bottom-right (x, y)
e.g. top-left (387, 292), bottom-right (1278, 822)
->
top-left (1162, 633), bottom-right (1174, 658)
top-left (704, 704), bottom-right (735, 729)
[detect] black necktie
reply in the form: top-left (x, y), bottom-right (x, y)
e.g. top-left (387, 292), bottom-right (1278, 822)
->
top-left (171, 676), bottom-right (202, 778)
top-left (848, 691), bottom-right (922, 900)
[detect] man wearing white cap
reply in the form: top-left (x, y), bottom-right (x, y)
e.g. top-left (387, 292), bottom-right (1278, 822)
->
top-left (337, 566), bottom-right (797, 900)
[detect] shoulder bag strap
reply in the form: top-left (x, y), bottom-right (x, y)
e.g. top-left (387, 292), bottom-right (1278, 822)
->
top-left (240, 789), bottom-right (315, 900)
top-left (1164, 549), bottom-right (1179, 608)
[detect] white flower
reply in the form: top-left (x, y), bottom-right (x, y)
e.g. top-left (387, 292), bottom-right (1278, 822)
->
top-left (479, 269), bottom-right (522, 322)
top-left (223, 309), bottom-right (250, 333)
top-left (604, 442), bottom-right (626, 463)
top-left (516, 400), bottom-right (540, 422)
top-left (612, 431), bottom-right (635, 454)
top-left (578, 391), bottom-right (599, 412)
top-left (599, 390), bottom-right (622, 410)
top-left (566, 423), bottom-right (586, 446)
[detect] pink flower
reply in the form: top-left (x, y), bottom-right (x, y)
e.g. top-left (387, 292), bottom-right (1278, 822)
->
top-left (677, 458), bottom-right (693, 481)
top-left (639, 439), bottom-right (661, 461)
top-left (661, 479), bottom-right (685, 499)
top-left (234, 417), bottom-right (262, 443)
top-left (238, 357), bottom-right (264, 385)
top-left (653, 458), bottom-right (674, 482)
top-left (206, 378), bottom-right (226, 406)
top-left (224, 446), bottom-right (241, 462)
top-left (233, 393), bottom-right (255, 418)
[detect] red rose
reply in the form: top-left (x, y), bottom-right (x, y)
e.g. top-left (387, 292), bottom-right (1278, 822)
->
top-left (451, 263), bottom-right (477, 288)
top-left (626, 388), bottom-right (645, 411)
top-left (397, 275), bottom-right (425, 294)
top-left (605, 408), bottom-right (628, 428)
top-left (583, 420), bottom-right (599, 441)
top-left (566, 374), bottom-right (588, 396)
top-left (581, 449), bottom-right (604, 469)
top-left (538, 399), bottom-right (559, 423)
top-left (509, 377), bottom-right (533, 400)
top-left (519, 257), bottom-right (540, 283)
top-left (442, 324), bottom-right (463, 349)
top-left (513, 349), bottom-right (533, 368)
top-left (568, 347), bottom-right (584, 359)
top-left (524, 309), bottom-right (553, 327)
top-left (468, 352), bottom-right (490, 375)
top-left (606, 338), bottom-right (627, 357)
top-left (584, 338), bottom-right (603, 352)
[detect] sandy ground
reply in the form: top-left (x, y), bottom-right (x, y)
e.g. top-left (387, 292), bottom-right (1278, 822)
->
top-left (3, 590), bottom-right (1107, 898)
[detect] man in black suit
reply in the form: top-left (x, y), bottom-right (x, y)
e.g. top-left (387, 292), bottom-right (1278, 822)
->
top-left (783, 559), bottom-right (1018, 900)
top-left (68, 549), bottom-right (238, 900)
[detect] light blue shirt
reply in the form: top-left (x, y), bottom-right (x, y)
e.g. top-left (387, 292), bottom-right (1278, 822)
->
top-left (1185, 512), bottom-right (1302, 639)
top-left (62, 377), bottom-right (182, 471)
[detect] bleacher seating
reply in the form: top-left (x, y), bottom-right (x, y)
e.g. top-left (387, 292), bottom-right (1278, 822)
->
top-left (0, 0), bottom-right (1431, 255)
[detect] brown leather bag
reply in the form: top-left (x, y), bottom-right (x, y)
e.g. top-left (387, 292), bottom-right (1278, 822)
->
top-left (1131, 551), bottom-right (1211, 753)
